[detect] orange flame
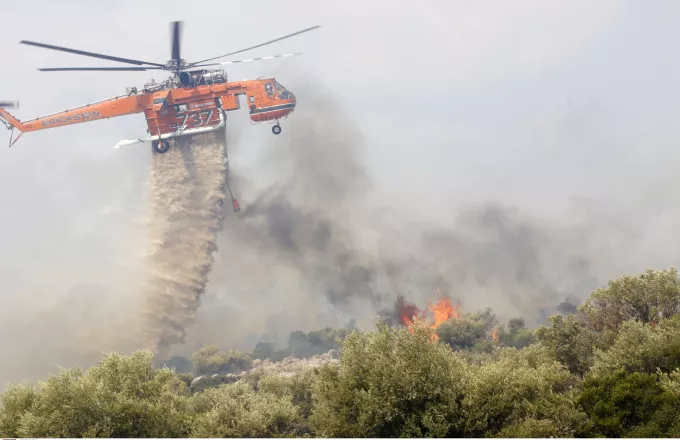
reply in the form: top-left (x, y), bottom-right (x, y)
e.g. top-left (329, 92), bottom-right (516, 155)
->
top-left (396, 296), bottom-right (420, 334)
top-left (491, 328), bottom-right (498, 341)
top-left (428, 288), bottom-right (461, 328)
top-left (397, 288), bottom-right (461, 340)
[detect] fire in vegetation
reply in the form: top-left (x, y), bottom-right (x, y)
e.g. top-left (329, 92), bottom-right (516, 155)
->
top-left (396, 288), bottom-right (462, 340)
top-left (491, 328), bottom-right (499, 341)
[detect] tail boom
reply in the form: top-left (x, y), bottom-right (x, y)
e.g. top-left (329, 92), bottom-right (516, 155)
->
top-left (0, 108), bottom-right (24, 131)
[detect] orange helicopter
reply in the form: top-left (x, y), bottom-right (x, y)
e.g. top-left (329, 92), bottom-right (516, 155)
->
top-left (0, 21), bottom-right (319, 153)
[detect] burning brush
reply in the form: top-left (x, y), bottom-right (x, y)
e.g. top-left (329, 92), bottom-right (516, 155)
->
top-left (395, 288), bottom-right (462, 340)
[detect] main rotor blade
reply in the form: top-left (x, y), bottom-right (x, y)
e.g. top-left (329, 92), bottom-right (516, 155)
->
top-left (0, 101), bottom-right (19, 108)
top-left (192, 52), bottom-right (303, 67)
top-left (171, 21), bottom-right (181, 64)
top-left (19, 40), bottom-right (166, 67)
top-left (189, 25), bottom-right (320, 66)
top-left (37, 67), bottom-right (161, 71)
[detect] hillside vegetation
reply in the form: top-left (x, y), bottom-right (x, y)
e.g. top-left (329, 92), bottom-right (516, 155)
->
top-left (3, 268), bottom-right (680, 437)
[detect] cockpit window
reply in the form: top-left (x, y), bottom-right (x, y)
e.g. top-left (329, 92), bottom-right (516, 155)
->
top-left (264, 82), bottom-right (274, 98)
top-left (274, 81), bottom-right (291, 99)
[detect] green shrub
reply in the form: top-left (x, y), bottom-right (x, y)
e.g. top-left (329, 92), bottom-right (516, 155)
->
top-left (189, 381), bottom-right (302, 437)
top-left (461, 345), bottom-right (585, 437)
top-left (591, 316), bottom-right (680, 377)
top-left (578, 371), bottom-right (680, 437)
top-left (580, 268), bottom-right (680, 332)
top-left (191, 345), bottom-right (253, 375)
top-left (436, 317), bottom-right (486, 350)
top-left (4, 351), bottom-right (193, 438)
top-left (310, 321), bottom-right (467, 437)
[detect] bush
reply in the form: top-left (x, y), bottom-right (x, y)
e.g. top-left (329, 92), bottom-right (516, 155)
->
top-left (162, 356), bottom-right (193, 374)
top-left (309, 321), bottom-right (467, 437)
top-left (436, 317), bottom-right (486, 350)
top-left (466, 307), bottom-right (499, 332)
top-left (461, 345), bottom-right (585, 437)
top-left (191, 346), bottom-right (253, 375)
top-left (578, 371), bottom-right (680, 437)
top-left (1, 351), bottom-right (193, 438)
top-left (580, 268), bottom-right (680, 332)
top-left (591, 316), bottom-right (680, 377)
top-left (189, 381), bottom-right (303, 437)
top-left (5, 265), bottom-right (680, 438)
top-left (252, 328), bottom-right (349, 362)
top-left (535, 314), bottom-right (603, 377)
top-left (252, 341), bottom-right (277, 361)
top-left (497, 317), bottom-right (537, 349)
top-left (0, 381), bottom-right (37, 437)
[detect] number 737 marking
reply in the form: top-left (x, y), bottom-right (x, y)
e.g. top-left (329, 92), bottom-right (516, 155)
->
top-left (172, 109), bottom-right (214, 129)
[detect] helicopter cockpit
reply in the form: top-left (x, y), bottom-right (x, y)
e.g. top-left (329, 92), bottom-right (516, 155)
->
top-left (265, 80), bottom-right (294, 101)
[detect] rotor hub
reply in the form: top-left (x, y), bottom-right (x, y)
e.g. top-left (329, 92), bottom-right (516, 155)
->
top-left (166, 58), bottom-right (188, 73)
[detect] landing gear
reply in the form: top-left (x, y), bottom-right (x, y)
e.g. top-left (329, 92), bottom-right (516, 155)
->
top-left (272, 124), bottom-right (282, 135)
top-left (152, 139), bottom-right (170, 154)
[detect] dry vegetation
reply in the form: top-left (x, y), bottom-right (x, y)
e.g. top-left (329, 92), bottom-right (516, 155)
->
top-left (3, 267), bottom-right (680, 437)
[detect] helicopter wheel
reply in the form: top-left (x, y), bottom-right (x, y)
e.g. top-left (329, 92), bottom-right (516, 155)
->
top-left (272, 124), bottom-right (282, 135)
top-left (152, 139), bottom-right (170, 154)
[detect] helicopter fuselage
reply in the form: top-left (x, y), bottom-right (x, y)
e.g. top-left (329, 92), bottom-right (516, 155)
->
top-left (0, 75), bottom-right (296, 149)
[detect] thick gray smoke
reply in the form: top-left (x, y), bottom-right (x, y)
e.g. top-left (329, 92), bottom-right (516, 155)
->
top-left (139, 132), bottom-right (228, 358)
top-left (174, 86), bottom-right (628, 355)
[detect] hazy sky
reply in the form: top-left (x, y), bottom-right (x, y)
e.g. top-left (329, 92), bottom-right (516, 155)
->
top-left (1, 0), bottom-right (680, 384)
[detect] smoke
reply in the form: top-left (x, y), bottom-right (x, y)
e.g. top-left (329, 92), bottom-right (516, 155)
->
top-left (0, 87), bottom-right (656, 381)
top-left (173, 84), bottom-right (630, 356)
top-left (0, 84), bottom-right (669, 384)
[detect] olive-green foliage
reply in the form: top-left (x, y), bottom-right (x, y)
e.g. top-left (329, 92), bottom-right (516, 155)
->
top-left (1, 351), bottom-right (193, 438)
top-left (660, 368), bottom-right (680, 397)
top-left (436, 317), bottom-right (486, 350)
top-left (0, 381), bottom-right (37, 437)
top-left (257, 372), bottom-right (316, 436)
top-left (176, 373), bottom-right (194, 388)
top-left (287, 328), bottom-right (347, 359)
top-left (7, 265), bottom-right (680, 438)
top-left (190, 380), bottom-right (302, 438)
top-left (465, 307), bottom-right (499, 332)
top-left (498, 417), bottom-right (571, 438)
top-left (591, 315), bottom-right (680, 377)
top-left (497, 317), bottom-right (537, 349)
top-left (461, 344), bottom-right (585, 437)
top-left (310, 321), bottom-right (467, 437)
top-left (507, 317), bottom-right (526, 333)
top-left (257, 369), bottom-right (316, 420)
top-left (191, 345), bottom-right (253, 375)
top-left (436, 310), bottom-right (536, 354)
top-left (252, 341), bottom-right (278, 361)
top-left (189, 374), bottom-right (240, 394)
top-left (535, 314), bottom-right (603, 377)
top-left (253, 327), bottom-right (349, 361)
top-left (578, 371), bottom-right (680, 437)
top-left (580, 267), bottom-right (680, 332)
top-left (163, 355), bottom-right (193, 373)
top-left (0, 351), bottom-right (307, 439)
